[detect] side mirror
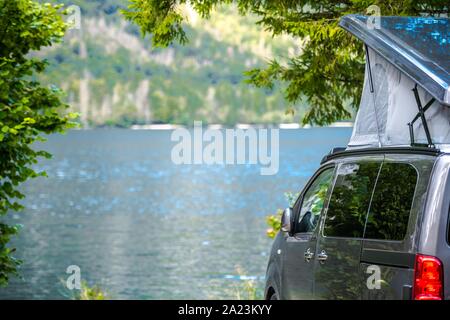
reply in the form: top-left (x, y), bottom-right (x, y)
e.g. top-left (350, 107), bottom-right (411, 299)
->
top-left (281, 207), bottom-right (293, 234)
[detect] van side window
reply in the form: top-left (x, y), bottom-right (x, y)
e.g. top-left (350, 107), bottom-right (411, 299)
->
top-left (296, 167), bottom-right (334, 233)
top-left (324, 162), bottom-right (381, 238)
top-left (364, 163), bottom-right (418, 241)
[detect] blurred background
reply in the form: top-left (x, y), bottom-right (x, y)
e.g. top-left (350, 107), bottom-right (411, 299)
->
top-left (36, 1), bottom-right (308, 128)
top-left (0, 0), bottom-right (354, 299)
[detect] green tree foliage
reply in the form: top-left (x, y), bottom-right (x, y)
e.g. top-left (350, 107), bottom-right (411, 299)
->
top-left (266, 192), bottom-right (298, 238)
top-left (123, 0), bottom-right (449, 125)
top-left (0, 0), bottom-right (76, 285)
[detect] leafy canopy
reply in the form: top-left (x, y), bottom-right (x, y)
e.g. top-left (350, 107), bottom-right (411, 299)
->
top-left (123, 0), bottom-right (449, 125)
top-left (0, 0), bottom-right (76, 285)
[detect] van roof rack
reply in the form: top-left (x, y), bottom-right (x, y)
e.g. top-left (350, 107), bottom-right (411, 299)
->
top-left (321, 146), bottom-right (441, 165)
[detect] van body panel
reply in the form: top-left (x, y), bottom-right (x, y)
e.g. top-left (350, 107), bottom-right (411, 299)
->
top-left (281, 234), bottom-right (317, 299)
top-left (359, 262), bottom-right (414, 299)
top-left (314, 238), bottom-right (364, 299)
top-left (419, 154), bottom-right (450, 299)
top-left (265, 231), bottom-right (284, 299)
top-left (359, 245), bottom-right (416, 299)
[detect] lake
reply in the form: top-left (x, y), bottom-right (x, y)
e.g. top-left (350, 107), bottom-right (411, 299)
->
top-left (0, 128), bottom-right (352, 299)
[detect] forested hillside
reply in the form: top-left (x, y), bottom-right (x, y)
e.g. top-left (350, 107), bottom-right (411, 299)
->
top-left (38, 0), bottom-right (307, 127)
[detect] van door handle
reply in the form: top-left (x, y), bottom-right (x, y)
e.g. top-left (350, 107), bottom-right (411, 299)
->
top-left (317, 250), bottom-right (328, 264)
top-left (304, 248), bottom-right (314, 262)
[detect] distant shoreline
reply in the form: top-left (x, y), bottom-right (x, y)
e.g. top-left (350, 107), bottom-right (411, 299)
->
top-left (75, 122), bottom-right (354, 130)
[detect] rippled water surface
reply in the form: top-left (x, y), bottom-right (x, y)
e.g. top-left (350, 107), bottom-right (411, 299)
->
top-left (0, 128), bottom-right (351, 299)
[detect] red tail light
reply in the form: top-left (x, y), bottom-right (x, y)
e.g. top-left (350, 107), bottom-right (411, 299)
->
top-left (413, 254), bottom-right (444, 300)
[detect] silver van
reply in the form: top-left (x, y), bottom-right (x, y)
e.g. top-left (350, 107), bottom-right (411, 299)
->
top-left (265, 146), bottom-right (450, 300)
top-left (265, 15), bottom-right (450, 300)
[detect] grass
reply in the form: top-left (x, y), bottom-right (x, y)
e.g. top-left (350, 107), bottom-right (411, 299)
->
top-left (75, 281), bottom-right (108, 300)
top-left (231, 266), bottom-right (264, 300)
top-left (61, 280), bottom-right (109, 300)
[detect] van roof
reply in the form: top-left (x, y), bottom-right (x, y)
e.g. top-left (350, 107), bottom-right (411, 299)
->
top-left (320, 146), bottom-right (441, 164)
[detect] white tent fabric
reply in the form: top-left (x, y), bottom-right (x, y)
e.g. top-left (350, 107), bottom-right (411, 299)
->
top-left (348, 47), bottom-right (450, 148)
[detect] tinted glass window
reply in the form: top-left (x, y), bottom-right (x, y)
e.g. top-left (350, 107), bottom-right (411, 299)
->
top-left (324, 162), bottom-right (381, 238)
top-left (364, 163), bottom-right (418, 241)
top-left (296, 168), bottom-right (334, 233)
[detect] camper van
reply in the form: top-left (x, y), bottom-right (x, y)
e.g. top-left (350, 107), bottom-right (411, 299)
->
top-left (265, 15), bottom-right (450, 300)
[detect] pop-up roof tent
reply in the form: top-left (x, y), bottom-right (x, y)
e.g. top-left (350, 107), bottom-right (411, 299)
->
top-left (339, 15), bottom-right (449, 149)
